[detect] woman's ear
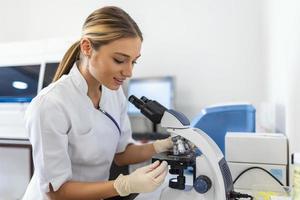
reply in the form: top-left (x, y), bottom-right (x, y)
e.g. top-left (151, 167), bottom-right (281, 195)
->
top-left (80, 38), bottom-right (92, 58)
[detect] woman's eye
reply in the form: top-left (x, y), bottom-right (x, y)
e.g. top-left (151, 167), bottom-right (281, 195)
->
top-left (113, 58), bottom-right (125, 64)
top-left (132, 61), bottom-right (137, 65)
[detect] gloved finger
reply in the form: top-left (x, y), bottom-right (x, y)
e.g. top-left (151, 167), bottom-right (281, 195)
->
top-left (148, 161), bottom-right (168, 178)
top-left (166, 137), bottom-right (173, 147)
top-left (140, 160), bottom-right (160, 173)
top-left (154, 167), bottom-right (168, 184)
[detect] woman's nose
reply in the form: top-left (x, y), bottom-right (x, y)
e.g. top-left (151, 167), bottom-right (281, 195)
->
top-left (121, 64), bottom-right (133, 78)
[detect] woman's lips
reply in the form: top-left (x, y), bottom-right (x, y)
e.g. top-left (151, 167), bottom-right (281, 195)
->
top-left (114, 77), bottom-right (124, 85)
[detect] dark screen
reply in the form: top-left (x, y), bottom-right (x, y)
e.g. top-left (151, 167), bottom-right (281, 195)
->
top-left (43, 62), bottom-right (59, 88)
top-left (0, 65), bottom-right (40, 101)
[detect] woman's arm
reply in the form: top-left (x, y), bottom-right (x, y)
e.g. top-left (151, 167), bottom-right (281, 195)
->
top-left (48, 160), bottom-right (169, 200)
top-left (114, 143), bottom-right (156, 166)
top-left (114, 137), bottom-right (173, 166)
top-left (47, 180), bottom-right (118, 200)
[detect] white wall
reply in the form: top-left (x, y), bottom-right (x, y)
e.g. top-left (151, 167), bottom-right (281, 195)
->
top-left (265, 0), bottom-right (300, 154)
top-left (0, 1), bottom-right (28, 42)
top-left (0, 0), bottom-right (268, 124)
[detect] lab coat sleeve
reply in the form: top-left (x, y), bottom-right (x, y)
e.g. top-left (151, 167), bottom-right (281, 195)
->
top-left (116, 90), bottom-right (134, 153)
top-left (25, 96), bottom-right (72, 193)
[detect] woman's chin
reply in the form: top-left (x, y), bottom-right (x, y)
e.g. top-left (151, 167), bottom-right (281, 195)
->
top-left (107, 84), bottom-right (121, 90)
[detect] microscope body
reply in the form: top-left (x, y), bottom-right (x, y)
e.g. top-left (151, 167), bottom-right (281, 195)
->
top-left (159, 128), bottom-right (232, 200)
top-left (128, 96), bottom-right (233, 200)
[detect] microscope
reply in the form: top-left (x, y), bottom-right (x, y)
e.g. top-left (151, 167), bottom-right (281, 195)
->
top-left (129, 95), bottom-right (253, 200)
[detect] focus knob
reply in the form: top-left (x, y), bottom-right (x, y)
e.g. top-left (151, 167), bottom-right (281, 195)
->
top-left (193, 175), bottom-right (212, 194)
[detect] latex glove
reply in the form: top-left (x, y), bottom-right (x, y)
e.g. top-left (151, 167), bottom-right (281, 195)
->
top-left (153, 137), bottom-right (173, 153)
top-left (114, 160), bottom-right (168, 196)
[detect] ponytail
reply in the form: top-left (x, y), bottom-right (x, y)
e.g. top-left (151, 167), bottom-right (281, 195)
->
top-left (53, 41), bottom-right (80, 82)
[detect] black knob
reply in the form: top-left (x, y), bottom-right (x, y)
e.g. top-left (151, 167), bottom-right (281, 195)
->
top-left (193, 175), bottom-right (212, 194)
top-left (169, 168), bottom-right (180, 174)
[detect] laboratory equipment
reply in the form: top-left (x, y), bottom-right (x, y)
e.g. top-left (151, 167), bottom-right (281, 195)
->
top-left (129, 95), bottom-right (252, 200)
top-left (0, 64), bottom-right (40, 102)
top-left (293, 153), bottom-right (300, 200)
top-left (225, 132), bottom-right (288, 190)
top-left (0, 64), bottom-right (41, 139)
top-left (191, 104), bottom-right (256, 154)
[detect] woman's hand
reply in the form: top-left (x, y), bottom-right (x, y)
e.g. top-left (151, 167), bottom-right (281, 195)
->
top-left (113, 160), bottom-right (168, 196)
top-left (153, 137), bottom-right (173, 153)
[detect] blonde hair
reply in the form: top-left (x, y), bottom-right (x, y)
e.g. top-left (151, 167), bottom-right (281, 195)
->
top-left (53, 6), bottom-right (143, 81)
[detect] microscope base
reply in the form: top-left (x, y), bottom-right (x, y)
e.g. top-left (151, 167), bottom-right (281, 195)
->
top-left (159, 186), bottom-right (209, 200)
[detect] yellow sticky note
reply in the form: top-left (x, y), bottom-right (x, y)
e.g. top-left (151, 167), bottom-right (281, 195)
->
top-left (256, 191), bottom-right (278, 200)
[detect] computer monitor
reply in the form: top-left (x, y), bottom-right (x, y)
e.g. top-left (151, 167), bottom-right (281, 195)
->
top-left (127, 76), bottom-right (174, 116)
top-left (0, 65), bottom-right (40, 102)
top-left (42, 62), bottom-right (59, 88)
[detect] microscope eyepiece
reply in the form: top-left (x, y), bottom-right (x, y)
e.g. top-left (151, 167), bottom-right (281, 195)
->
top-left (128, 95), bottom-right (144, 109)
top-left (141, 96), bottom-right (149, 103)
top-left (128, 95), bottom-right (167, 124)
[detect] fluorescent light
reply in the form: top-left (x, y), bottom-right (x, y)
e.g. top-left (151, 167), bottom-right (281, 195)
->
top-left (12, 81), bottom-right (28, 90)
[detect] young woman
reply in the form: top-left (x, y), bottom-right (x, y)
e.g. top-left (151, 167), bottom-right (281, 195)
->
top-left (22, 6), bottom-right (172, 200)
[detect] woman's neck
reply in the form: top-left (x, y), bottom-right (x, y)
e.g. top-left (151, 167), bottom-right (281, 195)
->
top-left (78, 64), bottom-right (102, 108)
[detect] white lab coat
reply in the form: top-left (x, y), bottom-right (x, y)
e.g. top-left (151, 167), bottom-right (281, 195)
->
top-left (22, 64), bottom-right (133, 200)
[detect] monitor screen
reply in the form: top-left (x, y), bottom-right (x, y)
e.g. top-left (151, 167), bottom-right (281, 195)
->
top-left (0, 65), bottom-right (40, 102)
top-left (127, 77), bottom-right (174, 115)
top-left (42, 62), bottom-right (59, 88)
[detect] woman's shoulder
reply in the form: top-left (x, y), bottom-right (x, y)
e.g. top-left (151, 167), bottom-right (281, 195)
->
top-left (26, 76), bottom-right (73, 113)
top-left (40, 75), bottom-right (73, 97)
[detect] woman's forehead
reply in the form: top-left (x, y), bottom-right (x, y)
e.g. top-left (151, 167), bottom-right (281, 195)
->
top-left (102, 37), bottom-right (142, 58)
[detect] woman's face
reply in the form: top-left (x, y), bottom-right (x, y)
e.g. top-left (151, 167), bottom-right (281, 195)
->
top-left (87, 37), bottom-right (142, 90)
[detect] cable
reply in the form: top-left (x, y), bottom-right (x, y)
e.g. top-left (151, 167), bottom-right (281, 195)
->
top-left (233, 166), bottom-right (284, 186)
top-left (229, 191), bottom-right (253, 200)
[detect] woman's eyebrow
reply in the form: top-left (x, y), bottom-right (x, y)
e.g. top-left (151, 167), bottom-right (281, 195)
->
top-left (114, 52), bottom-right (130, 58)
top-left (114, 52), bottom-right (141, 59)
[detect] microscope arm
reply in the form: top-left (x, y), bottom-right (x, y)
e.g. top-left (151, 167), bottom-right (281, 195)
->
top-left (166, 128), bottom-right (233, 200)
top-left (160, 109), bottom-right (233, 199)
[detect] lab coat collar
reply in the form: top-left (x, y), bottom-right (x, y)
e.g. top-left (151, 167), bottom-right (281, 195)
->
top-left (70, 63), bottom-right (89, 95)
